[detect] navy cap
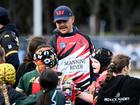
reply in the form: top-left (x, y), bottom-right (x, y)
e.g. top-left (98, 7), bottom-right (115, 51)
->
top-left (0, 7), bottom-right (8, 17)
top-left (53, 5), bottom-right (74, 22)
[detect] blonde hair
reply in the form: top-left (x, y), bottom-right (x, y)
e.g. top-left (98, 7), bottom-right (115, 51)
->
top-left (1, 84), bottom-right (10, 105)
top-left (0, 63), bottom-right (16, 105)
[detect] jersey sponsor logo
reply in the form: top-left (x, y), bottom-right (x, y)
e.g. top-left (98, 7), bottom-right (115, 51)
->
top-left (57, 56), bottom-right (89, 75)
top-left (104, 92), bottom-right (130, 103)
top-left (55, 10), bottom-right (64, 15)
top-left (57, 45), bottom-right (90, 75)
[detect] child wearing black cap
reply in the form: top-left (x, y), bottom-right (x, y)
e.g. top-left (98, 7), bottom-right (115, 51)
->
top-left (91, 48), bottom-right (113, 81)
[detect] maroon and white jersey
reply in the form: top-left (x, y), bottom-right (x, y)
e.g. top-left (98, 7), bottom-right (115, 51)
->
top-left (49, 28), bottom-right (94, 91)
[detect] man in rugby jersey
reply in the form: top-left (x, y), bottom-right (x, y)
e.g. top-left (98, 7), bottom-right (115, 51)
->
top-left (49, 5), bottom-right (94, 105)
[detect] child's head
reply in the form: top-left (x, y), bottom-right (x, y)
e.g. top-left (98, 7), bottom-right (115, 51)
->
top-left (37, 68), bottom-right (58, 105)
top-left (0, 63), bottom-right (16, 105)
top-left (25, 36), bottom-right (47, 61)
top-left (39, 68), bottom-right (58, 91)
top-left (0, 63), bottom-right (16, 85)
top-left (109, 54), bottom-right (131, 74)
top-left (91, 48), bottom-right (113, 74)
top-left (33, 44), bottom-right (58, 73)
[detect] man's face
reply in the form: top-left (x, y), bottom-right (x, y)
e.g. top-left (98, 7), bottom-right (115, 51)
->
top-left (55, 16), bottom-right (75, 34)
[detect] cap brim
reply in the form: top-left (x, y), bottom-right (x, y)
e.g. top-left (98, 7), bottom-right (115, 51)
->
top-left (53, 17), bottom-right (70, 23)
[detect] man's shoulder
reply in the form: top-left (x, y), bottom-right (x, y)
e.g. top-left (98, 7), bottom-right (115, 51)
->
top-left (49, 34), bottom-right (58, 39)
top-left (48, 34), bottom-right (58, 48)
top-left (77, 32), bottom-right (91, 39)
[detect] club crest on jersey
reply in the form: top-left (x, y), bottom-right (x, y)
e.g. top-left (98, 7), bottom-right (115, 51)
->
top-left (60, 42), bottom-right (66, 49)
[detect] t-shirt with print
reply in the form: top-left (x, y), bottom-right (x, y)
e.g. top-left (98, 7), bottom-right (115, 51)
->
top-left (17, 70), bottom-right (39, 95)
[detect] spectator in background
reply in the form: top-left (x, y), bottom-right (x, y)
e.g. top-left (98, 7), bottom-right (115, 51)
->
top-left (49, 5), bottom-right (94, 105)
top-left (0, 6), bottom-right (20, 70)
top-left (15, 36), bottom-right (47, 87)
top-left (16, 44), bottom-right (58, 95)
